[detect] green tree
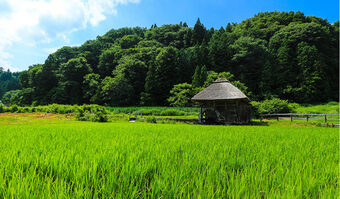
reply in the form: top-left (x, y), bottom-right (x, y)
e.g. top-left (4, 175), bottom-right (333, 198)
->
top-left (296, 42), bottom-right (327, 102)
top-left (192, 66), bottom-right (201, 88)
top-left (83, 73), bottom-right (102, 104)
top-left (10, 88), bottom-right (34, 106)
top-left (203, 71), bottom-right (251, 98)
top-left (58, 57), bottom-right (92, 104)
top-left (1, 90), bottom-right (20, 105)
top-left (208, 31), bottom-right (234, 72)
top-left (144, 47), bottom-right (179, 105)
top-left (119, 35), bottom-right (142, 49)
top-left (98, 46), bottom-right (121, 77)
top-left (113, 56), bottom-right (147, 104)
top-left (231, 37), bottom-right (270, 99)
top-left (192, 65), bottom-right (207, 88)
top-left (167, 83), bottom-right (203, 107)
top-left (192, 18), bottom-right (207, 45)
top-left (100, 75), bottom-right (134, 106)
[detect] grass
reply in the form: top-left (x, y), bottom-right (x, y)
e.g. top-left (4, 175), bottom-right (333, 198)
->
top-left (0, 114), bottom-right (338, 198)
top-left (295, 101), bottom-right (339, 114)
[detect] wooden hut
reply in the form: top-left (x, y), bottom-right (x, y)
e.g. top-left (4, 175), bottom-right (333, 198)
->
top-left (191, 78), bottom-right (251, 124)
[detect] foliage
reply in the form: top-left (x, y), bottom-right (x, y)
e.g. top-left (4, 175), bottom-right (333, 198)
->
top-left (192, 65), bottom-right (207, 87)
top-left (167, 83), bottom-right (203, 107)
top-left (1, 89), bottom-right (21, 105)
top-left (251, 98), bottom-right (295, 117)
top-left (146, 116), bottom-right (157, 123)
top-left (10, 88), bottom-right (35, 106)
top-left (119, 35), bottom-right (142, 49)
top-left (100, 74), bottom-right (135, 106)
top-left (75, 105), bottom-right (108, 122)
top-left (203, 71), bottom-right (252, 97)
top-left (0, 67), bottom-right (21, 99)
top-left (0, 104), bottom-right (108, 122)
top-left (7, 12), bottom-right (338, 106)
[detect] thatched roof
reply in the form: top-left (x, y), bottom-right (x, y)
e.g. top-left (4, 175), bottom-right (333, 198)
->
top-left (191, 78), bottom-right (250, 102)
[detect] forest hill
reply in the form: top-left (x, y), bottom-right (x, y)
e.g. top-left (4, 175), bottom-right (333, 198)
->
top-left (2, 11), bottom-right (339, 106)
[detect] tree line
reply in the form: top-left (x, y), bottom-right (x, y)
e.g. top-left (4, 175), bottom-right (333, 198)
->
top-left (2, 11), bottom-right (339, 106)
top-left (0, 68), bottom-right (21, 102)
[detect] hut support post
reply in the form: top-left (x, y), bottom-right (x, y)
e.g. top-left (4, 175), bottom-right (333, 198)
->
top-left (199, 107), bottom-right (202, 123)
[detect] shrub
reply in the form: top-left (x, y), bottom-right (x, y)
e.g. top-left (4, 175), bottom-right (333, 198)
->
top-left (75, 108), bottom-right (86, 121)
top-left (0, 104), bottom-right (3, 113)
top-left (0, 104), bottom-right (109, 122)
top-left (327, 101), bottom-right (339, 106)
top-left (10, 105), bottom-right (19, 113)
top-left (146, 116), bottom-right (157, 123)
top-left (251, 98), bottom-right (294, 117)
top-left (75, 105), bottom-right (108, 122)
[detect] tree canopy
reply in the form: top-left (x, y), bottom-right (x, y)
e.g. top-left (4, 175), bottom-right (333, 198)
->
top-left (2, 11), bottom-right (338, 106)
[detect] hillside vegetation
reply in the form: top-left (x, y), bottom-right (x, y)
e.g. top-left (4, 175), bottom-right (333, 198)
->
top-left (0, 68), bottom-right (21, 100)
top-left (3, 11), bottom-right (339, 106)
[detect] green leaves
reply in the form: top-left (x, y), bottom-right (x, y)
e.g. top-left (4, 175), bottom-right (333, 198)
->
top-left (119, 35), bottom-right (142, 49)
top-left (251, 98), bottom-right (294, 116)
top-left (167, 83), bottom-right (202, 107)
top-left (5, 11), bottom-right (337, 106)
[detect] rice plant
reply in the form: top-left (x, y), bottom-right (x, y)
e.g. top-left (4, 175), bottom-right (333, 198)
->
top-left (0, 119), bottom-right (338, 198)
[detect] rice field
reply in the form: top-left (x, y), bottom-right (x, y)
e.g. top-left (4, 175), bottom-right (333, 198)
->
top-left (0, 115), bottom-right (338, 198)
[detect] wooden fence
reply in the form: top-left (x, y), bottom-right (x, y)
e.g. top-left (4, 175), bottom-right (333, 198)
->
top-left (260, 113), bottom-right (339, 126)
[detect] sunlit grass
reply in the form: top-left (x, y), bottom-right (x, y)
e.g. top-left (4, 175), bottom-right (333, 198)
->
top-left (295, 101), bottom-right (339, 114)
top-left (0, 115), bottom-right (338, 198)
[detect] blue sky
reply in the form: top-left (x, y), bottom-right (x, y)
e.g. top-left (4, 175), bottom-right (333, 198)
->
top-left (0, 0), bottom-right (338, 71)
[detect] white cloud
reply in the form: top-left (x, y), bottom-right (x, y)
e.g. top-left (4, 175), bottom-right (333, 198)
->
top-left (0, 0), bottom-right (140, 71)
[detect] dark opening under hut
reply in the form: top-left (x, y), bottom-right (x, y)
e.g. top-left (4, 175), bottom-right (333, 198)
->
top-left (191, 78), bottom-right (251, 124)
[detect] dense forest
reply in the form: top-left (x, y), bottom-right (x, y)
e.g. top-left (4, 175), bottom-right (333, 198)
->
top-left (2, 11), bottom-right (339, 106)
top-left (0, 68), bottom-right (21, 101)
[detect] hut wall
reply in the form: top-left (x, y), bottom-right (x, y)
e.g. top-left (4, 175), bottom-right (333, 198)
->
top-left (236, 101), bottom-right (251, 124)
top-left (200, 100), bottom-right (251, 124)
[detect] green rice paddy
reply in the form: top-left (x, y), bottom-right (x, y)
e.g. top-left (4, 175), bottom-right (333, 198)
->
top-left (0, 114), bottom-right (338, 198)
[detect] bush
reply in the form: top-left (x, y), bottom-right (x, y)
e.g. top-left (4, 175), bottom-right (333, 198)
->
top-left (75, 105), bottom-right (108, 122)
top-left (1, 90), bottom-right (20, 105)
top-left (10, 105), bottom-right (19, 113)
top-left (0, 104), bottom-right (109, 122)
top-left (146, 116), bottom-right (157, 123)
top-left (327, 101), bottom-right (339, 106)
top-left (251, 98), bottom-right (294, 117)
